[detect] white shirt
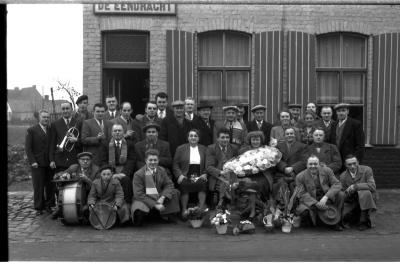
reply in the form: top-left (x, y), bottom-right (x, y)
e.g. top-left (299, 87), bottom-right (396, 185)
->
top-left (63, 117), bottom-right (70, 126)
top-left (39, 124), bottom-right (47, 134)
top-left (350, 170), bottom-right (357, 179)
top-left (158, 109), bottom-right (166, 119)
top-left (323, 120), bottom-right (331, 127)
top-left (115, 140), bottom-right (121, 148)
top-left (189, 146), bottom-right (201, 164)
top-left (186, 112), bottom-right (193, 121)
top-left (109, 110), bottom-right (116, 118)
top-left (256, 120), bottom-right (263, 128)
top-left (338, 117), bottom-right (348, 128)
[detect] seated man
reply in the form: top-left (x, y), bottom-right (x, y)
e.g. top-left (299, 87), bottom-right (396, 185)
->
top-left (305, 128), bottom-right (342, 175)
top-left (87, 165), bottom-right (130, 225)
top-left (206, 127), bottom-right (239, 208)
top-left (131, 149), bottom-right (180, 226)
top-left (100, 124), bottom-right (136, 204)
top-left (292, 155), bottom-right (345, 231)
top-left (340, 155), bottom-right (377, 231)
top-left (51, 151), bottom-right (99, 220)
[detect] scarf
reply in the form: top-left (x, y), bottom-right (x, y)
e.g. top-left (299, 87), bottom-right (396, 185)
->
top-left (109, 137), bottom-right (127, 167)
top-left (145, 167), bottom-right (159, 200)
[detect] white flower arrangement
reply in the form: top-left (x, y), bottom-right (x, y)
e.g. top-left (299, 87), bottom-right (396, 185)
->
top-left (210, 210), bottom-right (231, 225)
top-left (223, 146), bottom-right (282, 177)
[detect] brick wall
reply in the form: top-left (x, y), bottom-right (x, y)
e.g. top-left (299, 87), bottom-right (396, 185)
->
top-left (83, 2), bottom-right (400, 144)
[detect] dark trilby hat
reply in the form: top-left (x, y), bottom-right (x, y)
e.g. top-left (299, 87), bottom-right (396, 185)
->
top-left (76, 95), bottom-right (88, 105)
top-left (334, 102), bottom-right (350, 110)
top-left (317, 203), bottom-right (341, 225)
top-left (142, 122), bottom-right (161, 133)
top-left (77, 152), bottom-right (93, 159)
top-left (251, 105), bottom-right (266, 112)
top-left (197, 102), bottom-right (213, 110)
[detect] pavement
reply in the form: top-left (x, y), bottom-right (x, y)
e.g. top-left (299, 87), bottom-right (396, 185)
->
top-left (8, 189), bottom-right (400, 261)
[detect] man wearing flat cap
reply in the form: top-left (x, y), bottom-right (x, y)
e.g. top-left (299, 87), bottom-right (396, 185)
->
top-left (51, 151), bottom-right (100, 220)
top-left (160, 100), bottom-right (193, 158)
top-left (214, 105), bottom-right (247, 148)
top-left (74, 95), bottom-right (93, 122)
top-left (195, 102), bottom-right (215, 146)
top-left (333, 103), bottom-right (365, 167)
top-left (135, 122), bottom-right (172, 174)
top-left (288, 103), bottom-right (305, 129)
top-left (247, 105), bottom-right (273, 145)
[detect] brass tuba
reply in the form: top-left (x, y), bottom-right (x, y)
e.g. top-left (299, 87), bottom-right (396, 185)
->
top-left (57, 127), bottom-right (80, 152)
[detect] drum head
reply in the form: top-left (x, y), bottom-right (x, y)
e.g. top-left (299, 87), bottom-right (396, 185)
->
top-left (89, 202), bottom-right (117, 230)
top-left (60, 181), bottom-right (86, 225)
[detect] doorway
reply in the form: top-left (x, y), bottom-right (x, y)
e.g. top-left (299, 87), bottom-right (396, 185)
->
top-left (102, 69), bottom-right (149, 117)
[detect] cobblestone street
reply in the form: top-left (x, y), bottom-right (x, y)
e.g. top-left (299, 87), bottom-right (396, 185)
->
top-left (8, 189), bottom-right (400, 261)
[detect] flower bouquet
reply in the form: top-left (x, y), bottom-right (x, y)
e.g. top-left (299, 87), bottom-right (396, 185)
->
top-left (232, 220), bottom-right (256, 235)
top-left (187, 206), bottom-right (209, 228)
top-left (223, 146), bottom-right (282, 177)
top-left (210, 210), bottom-right (231, 234)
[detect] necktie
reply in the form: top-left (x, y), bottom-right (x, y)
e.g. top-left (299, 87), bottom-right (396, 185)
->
top-left (111, 112), bottom-right (115, 119)
top-left (100, 121), bottom-right (104, 132)
top-left (206, 120), bottom-right (210, 128)
top-left (160, 110), bottom-right (165, 119)
top-left (66, 119), bottom-right (70, 128)
top-left (257, 121), bottom-right (262, 129)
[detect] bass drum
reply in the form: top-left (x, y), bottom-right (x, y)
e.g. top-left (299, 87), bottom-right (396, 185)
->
top-left (89, 202), bottom-right (117, 230)
top-left (59, 181), bottom-right (87, 224)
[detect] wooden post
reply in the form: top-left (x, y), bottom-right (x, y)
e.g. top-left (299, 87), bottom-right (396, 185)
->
top-left (50, 87), bottom-right (56, 114)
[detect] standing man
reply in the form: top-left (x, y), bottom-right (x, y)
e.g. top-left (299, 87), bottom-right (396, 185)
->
top-left (214, 105), bottom-right (247, 149)
top-left (104, 95), bottom-right (120, 120)
top-left (111, 101), bottom-right (138, 145)
top-left (196, 102), bottom-right (215, 147)
top-left (81, 103), bottom-right (113, 166)
top-left (49, 102), bottom-right (80, 174)
top-left (340, 155), bottom-right (377, 231)
top-left (333, 103), bottom-right (365, 165)
top-left (316, 106), bottom-right (337, 144)
top-left (184, 97), bottom-right (202, 124)
top-left (288, 103), bottom-right (305, 129)
top-left (160, 100), bottom-right (193, 158)
top-left (155, 92), bottom-right (174, 120)
top-left (25, 110), bottom-right (54, 215)
top-left (237, 103), bottom-right (249, 126)
top-left (246, 105), bottom-right (273, 145)
top-left (73, 95), bottom-right (93, 121)
top-left (294, 155), bottom-right (345, 231)
top-left (132, 101), bottom-right (162, 141)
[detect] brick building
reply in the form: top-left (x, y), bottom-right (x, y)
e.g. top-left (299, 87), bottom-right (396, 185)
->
top-left (83, 0), bottom-right (400, 149)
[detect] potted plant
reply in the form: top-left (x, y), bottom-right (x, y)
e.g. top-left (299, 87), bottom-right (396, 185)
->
top-left (187, 206), bottom-right (208, 228)
top-left (210, 210), bottom-right (231, 234)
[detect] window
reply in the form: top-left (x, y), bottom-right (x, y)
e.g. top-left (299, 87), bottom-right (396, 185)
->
top-left (197, 31), bottom-right (251, 102)
top-left (316, 33), bottom-right (367, 105)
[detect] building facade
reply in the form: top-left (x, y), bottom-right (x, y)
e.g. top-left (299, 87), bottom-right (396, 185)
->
top-left (83, 0), bottom-right (400, 146)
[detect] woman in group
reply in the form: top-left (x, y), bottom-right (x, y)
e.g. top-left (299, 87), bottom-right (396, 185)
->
top-left (173, 129), bottom-right (208, 219)
top-left (270, 110), bottom-right (300, 145)
top-left (235, 131), bottom-right (274, 220)
top-left (300, 110), bottom-right (317, 145)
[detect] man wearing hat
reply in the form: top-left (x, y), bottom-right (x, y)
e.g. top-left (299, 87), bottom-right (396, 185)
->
top-left (132, 101), bottom-right (162, 141)
top-left (293, 155), bottom-right (345, 231)
top-left (74, 94), bottom-right (93, 121)
top-left (247, 105), bottom-right (273, 145)
top-left (315, 106), bottom-right (337, 144)
top-left (333, 103), bottom-right (365, 165)
top-left (214, 105), bottom-right (247, 148)
top-left (195, 101), bottom-right (215, 146)
top-left (288, 103), bottom-right (305, 129)
top-left (339, 155), bottom-right (377, 231)
top-left (135, 122), bottom-right (172, 173)
top-left (51, 151), bottom-right (99, 220)
top-left (160, 100), bottom-right (193, 157)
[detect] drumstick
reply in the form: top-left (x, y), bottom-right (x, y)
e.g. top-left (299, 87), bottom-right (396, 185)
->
top-left (90, 205), bottom-right (106, 230)
top-left (104, 203), bottom-right (117, 228)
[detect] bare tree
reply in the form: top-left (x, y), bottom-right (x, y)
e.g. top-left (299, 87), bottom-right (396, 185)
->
top-left (56, 80), bottom-right (81, 111)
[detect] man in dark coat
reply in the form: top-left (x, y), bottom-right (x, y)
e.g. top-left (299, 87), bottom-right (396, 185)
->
top-left (246, 105), bottom-right (273, 145)
top-left (73, 94), bottom-right (93, 122)
top-left (155, 92), bottom-right (174, 120)
top-left (159, 100), bottom-right (192, 158)
top-left (333, 103), bottom-right (365, 165)
top-left (340, 155), bottom-right (377, 231)
top-left (25, 110), bottom-right (54, 215)
top-left (103, 95), bottom-right (120, 120)
top-left (111, 102), bottom-right (139, 145)
top-left (194, 102), bottom-right (215, 147)
top-left (132, 101), bottom-right (162, 141)
top-left (288, 103), bottom-right (306, 129)
top-left (315, 105), bottom-right (337, 144)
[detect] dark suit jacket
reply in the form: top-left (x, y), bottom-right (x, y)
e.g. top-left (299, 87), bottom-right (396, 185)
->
top-left (159, 115), bottom-right (193, 158)
top-left (247, 119), bottom-right (273, 145)
top-left (25, 124), bottom-right (51, 167)
top-left (172, 143), bottom-right (207, 181)
top-left (306, 142), bottom-right (342, 174)
top-left (99, 140), bottom-right (137, 177)
top-left (49, 117), bottom-right (80, 168)
top-left (315, 119), bottom-right (337, 144)
top-left (157, 106), bottom-right (174, 120)
top-left (81, 118), bottom-right (113, 165)
top-left (131, 115), bottom-right (162, 142)
top-left (135, 139), bottom-right (172, 170)
top-left (104, 110), bottom-right (121, 120)
top-left (334, 117), bottom-right (365, 163)
top-left (276, 141), bottom-right (307, 174)
top-left (339, 165), bottom-right (376, 193)
top-left (111, 116), bottom-right (139, 145)
top-left (206, 143), bottom-right (238, 191)
top-left (193, 118), bottom-right (215, 147)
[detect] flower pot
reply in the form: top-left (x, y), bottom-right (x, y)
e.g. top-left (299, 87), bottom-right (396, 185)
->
top-left (189, 219), bottom-right (203, 228)
top-left (215, 224), bottom-right (228, 234)
top-left (281, 219), bottom-right (292, 233)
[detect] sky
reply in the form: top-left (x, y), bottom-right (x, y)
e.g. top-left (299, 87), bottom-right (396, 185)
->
top-left (7, 4), bottom-right (83, 100)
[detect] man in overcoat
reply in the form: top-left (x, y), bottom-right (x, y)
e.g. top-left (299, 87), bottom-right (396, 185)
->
top-left (246, 105), bottom-right (273, 145)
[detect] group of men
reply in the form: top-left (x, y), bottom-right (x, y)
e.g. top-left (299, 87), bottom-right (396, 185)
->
top-left (25, 92), bottom-right (377, 230)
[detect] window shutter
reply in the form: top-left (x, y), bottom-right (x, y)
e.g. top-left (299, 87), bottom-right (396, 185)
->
top-left (287, 31), bottom-right (316, 107)
top-left (371, 33), bottom-right (400, 145)
top-left (166, 30), bottom-right (194, 101)
top-left (254, 31), bottom-right (283, 123)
